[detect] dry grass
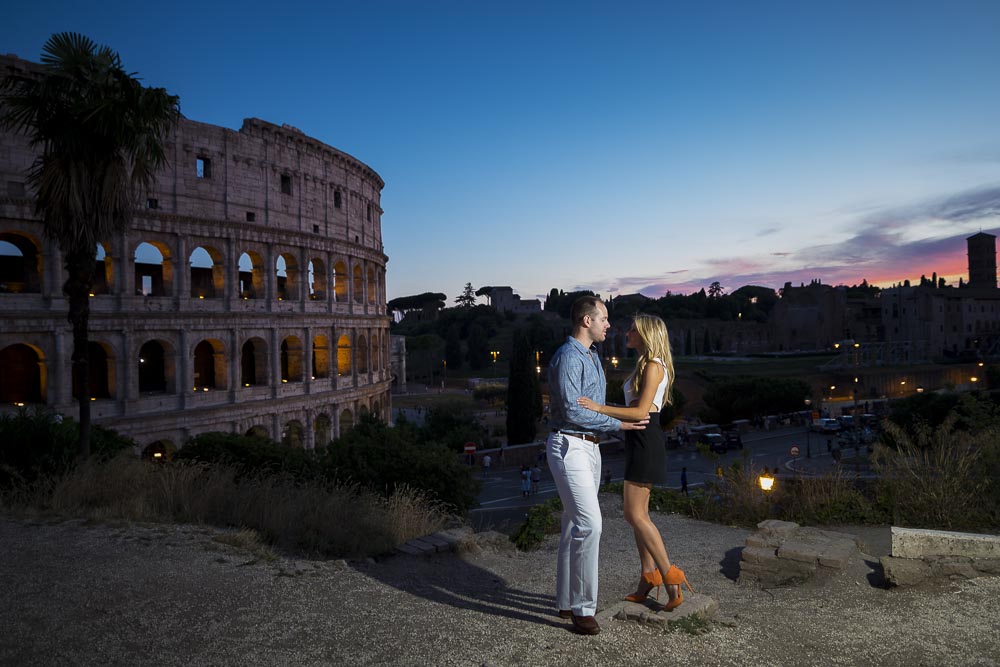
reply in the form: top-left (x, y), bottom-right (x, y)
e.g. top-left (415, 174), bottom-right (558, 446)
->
top-left (873, 417), bottom-right (996, 530)
top-left (3, 454), bottom-right (450, 558)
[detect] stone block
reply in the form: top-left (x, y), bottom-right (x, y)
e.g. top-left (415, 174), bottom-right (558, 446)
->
top-left (776, 540), bottom-right (820, 564)
top-left (745, 534), bottom-right (779, 549)
top-left (412, 536), bottom-right (449, 553)
top-left (432, 527), bottom-right (473, 547)
top-left (891, 526), bottom-right (1000, 559)
top-left (881, 556), bottom-right (931, 587)
top-left (758, 519), bottom-right (800, 537)
top-left (394, 543), bottom-right (425, 557)
top-left (741, 546), bottom-right (777, 564)
top-left (972, 558), bottom-right (1000, 575)
top-left (817, 545), bottom-right (857, 570)
top-left (928, 556), bottom-right (978, 580)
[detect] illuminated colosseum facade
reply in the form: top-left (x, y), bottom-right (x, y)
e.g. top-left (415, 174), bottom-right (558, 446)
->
top-left (0, 55), bottom-right (391, 455)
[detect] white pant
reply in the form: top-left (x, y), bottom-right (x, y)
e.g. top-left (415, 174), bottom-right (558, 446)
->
top-left (546, 432), bottom-right (602, 616)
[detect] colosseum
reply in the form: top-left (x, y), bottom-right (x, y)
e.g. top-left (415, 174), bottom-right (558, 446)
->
top-left (0, 54), bottom-right (391, 456)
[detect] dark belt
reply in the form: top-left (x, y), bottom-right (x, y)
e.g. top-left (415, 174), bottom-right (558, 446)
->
top-left (552, 429), bottom-right (601, 444)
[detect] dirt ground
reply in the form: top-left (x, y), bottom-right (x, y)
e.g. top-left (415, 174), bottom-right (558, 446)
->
top-left (2, 498), bottom-right (998, 667)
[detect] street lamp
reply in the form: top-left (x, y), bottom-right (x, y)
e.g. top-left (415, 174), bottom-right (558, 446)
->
top-left (611, 356), bottom-right (619, 371)
top-left (804, 398), bottom-right (812, 459)
top-left (490, 350), bottom-right (500, 376)
top-left (758, 473), bottom-right (775, 492)
top-left (535, 350), bottom-right (542, 375)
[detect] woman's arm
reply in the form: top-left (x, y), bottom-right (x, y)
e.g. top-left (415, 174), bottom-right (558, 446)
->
top-left (577, 362), bottom-right (664, 420)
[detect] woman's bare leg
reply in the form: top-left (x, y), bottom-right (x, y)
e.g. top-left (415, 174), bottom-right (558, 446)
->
top-left (623, 480), bottom-right (679, 603)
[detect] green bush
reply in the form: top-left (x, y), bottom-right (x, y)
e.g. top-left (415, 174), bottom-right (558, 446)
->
top-left (174, 431), bottom-right (316, 481)
top-left (511, 496), bottom-right (562, 550)
top-left (0, 408), bottom-right (134, 487)
top-left (323, 413), bottom-right (480, 513)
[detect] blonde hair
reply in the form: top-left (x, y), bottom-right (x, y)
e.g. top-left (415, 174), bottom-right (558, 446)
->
top-left (630, 313), bottom-right (675, 407)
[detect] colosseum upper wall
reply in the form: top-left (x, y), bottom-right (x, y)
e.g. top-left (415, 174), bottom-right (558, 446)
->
top-left (0, 54), bottom-right (393, 454)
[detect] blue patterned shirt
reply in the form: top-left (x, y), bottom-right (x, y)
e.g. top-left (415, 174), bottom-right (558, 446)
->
top-left (547, 336), bottom-right (622, 433)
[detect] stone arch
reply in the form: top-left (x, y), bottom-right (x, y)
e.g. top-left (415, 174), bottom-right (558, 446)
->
top-left (372, 399), bottom-right (381, 421)
top-left (134, 241), bottom-right (173, 297)
top-left (337, 334), bottom-right (352, 375)
top-left (0, 232), bottom-right (42, 294)
top-left (352, 264), bottom-right (363, 304)
top-left (312, 335), bottom-right (329, 379)
top-left (92, 242), bottom-right (114, 296)
top-left (275, 252), bottom-right (299, 301)
top-left (282, 419), bottom-right (304, 448)
top-left (372, 331), bottom-right (381, 372)
top-left (333, 260), bottom-right (348, 302)
top-left (314, 413), bottom-right (331, 449)
top-left (193, 338), bottom-right (227, 390)
top-left (240, 337), bottom-right (268, 386)
top-left (72, 340), bottom-right (114, 400)
top-left (138, 339), bottom-right (175, 394)
top-left (245, 424), bottom-right (269, 439)
top-left (339, 408), bottom-right (354, 435)
top-left (189, 245), bottom-right (225, 299)
top-left (141, 439), bottom-right (176, 461)
top-left (308, 258), bottom-right (326, 300)
top-left (238, 250), bottom-right (265, 299)
top-left (367, 267), bottom-right (376, 304)
top-left (0, 343), bottom-right (45, 404)
top-left (357, 334), bottom-right (369, 373)
top-left (280, 335), bottom-right (303, 383)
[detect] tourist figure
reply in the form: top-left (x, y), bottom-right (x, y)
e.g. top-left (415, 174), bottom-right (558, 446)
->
top-left (520, 465), bottom-right (531, 497)
top-left (546, 296), bottom-right (648, 635)
top-left (577, 313), bottom-right (693, 612)
top-left (530, 464), bottom-right (542, 495)
top-left (482, 453), bottom-right (492, 477)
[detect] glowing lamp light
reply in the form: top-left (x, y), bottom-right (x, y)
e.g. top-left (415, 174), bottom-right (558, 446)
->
top-left (198, 295), bottom-right (205, 299)
top-left (971, 376), bottom-right (979, 383)
top-left (14, 402), bottom-right (25, 407)
top-left (282, 379), bottom-right (288, 383)
top-left (153, 452), bottom-right (163, 459)
top-left (202, 387), bottom-right (209, 392)
top-left (244, 383), bottom-right (251, 387)
top-left (758, 474), bottom-right (775, 492)
top-left (978, 361), bottom-right (985, 367)
top-left (90, 397), bottom-right (96, 401)
top-left (88, 293), bottom-right (95, 297)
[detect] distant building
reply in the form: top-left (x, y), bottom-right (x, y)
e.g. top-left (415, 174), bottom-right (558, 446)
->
top-left (482, 286), bottom-right (541, 314)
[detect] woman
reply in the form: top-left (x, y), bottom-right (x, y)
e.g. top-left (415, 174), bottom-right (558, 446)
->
top-left (577, 313), bottom-right (693, 610)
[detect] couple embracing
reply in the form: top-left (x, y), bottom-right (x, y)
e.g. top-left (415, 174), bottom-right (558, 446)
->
top-left (546, 296), bottom-right (692, 635)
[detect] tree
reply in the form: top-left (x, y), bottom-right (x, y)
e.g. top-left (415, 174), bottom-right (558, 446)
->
top-left (708, 281), bottom-right (725, 298)
top-left (444, 324), bottom-right (463, 371)
top-left (466, 323), bottom-right (490, 370)
top-left (387, 292), bottom-right (446, 314)
top-left (0, 33), bottom-right (180, 457)
top-left (455, 282), bottom-right (477, 308)
top-left (506, 329), bottom-right (543, 444)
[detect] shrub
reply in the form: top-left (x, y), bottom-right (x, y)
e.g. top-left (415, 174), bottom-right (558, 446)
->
top-left (511, 496), bottom-right (562, 550)
top-left (174, 431), bottom-right (316, 481)
top-left (323, 413), bottom-right (480, 512)
top-left (0, 408), bottom-right (133, 487)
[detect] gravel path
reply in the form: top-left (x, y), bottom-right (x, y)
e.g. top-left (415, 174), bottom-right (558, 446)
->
top-left (2, 496), bottom-right (999, 666)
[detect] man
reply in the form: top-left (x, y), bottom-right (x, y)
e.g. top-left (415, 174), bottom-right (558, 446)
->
top-left (546, 296), bottom-right (647, 635)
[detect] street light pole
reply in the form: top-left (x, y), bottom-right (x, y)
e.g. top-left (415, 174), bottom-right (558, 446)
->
top-left (490, 350), bottom-right (499, 377)
top-left (804, 398), bottom-right (812, 458)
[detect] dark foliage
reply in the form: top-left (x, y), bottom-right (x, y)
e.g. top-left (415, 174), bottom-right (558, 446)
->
top-left (701, 376), bottom-right (810, 424)
top-left (506, 329), bottom-right (543, 444)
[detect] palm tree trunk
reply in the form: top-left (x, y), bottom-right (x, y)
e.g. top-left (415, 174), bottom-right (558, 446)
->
top-left (65, 245), bottom-right (94, 458)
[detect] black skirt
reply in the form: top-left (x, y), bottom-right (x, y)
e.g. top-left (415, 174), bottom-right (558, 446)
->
top-left (623, 413), bottom-right (667, 485)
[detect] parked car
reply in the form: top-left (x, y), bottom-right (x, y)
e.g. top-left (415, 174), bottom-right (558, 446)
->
top-left (723, 430), bottom-right (743, 450)
top-left (700, 433), bottom-right (727, 454)
top-left (811, 418), bottom-right (841, 433)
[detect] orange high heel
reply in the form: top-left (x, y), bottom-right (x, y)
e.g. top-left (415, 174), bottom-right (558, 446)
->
top-left (623, 568), bottom-right (663, 602)
top-left (663, 564), bottom-right (694, 611)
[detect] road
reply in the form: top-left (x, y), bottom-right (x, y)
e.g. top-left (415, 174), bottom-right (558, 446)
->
top-left (469, 425), bottom-right (823, 532)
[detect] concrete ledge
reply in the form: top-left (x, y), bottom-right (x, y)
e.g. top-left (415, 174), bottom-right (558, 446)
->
top-left (891, 526), bottom-right (1000, 559)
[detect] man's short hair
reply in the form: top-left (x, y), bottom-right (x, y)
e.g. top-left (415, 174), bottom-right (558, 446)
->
top-left (571, 296), bottom-right (603, 327)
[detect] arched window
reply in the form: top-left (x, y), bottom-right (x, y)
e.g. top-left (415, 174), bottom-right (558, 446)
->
top-left (312, 335), bottom-right (329, 379)
top-left (193, 339), bottom-right (227, 390)
top-left (134, 242), bottom-right (172, 297)
top-left (353, 264), bottom-right (363, 304)
top-left (241, 338), bottom-right (268, 386)
top-left (333, 261), bottom-right (348, 302)
top-left (71, 341), bottom-right (112, 400)
top-left (337, 334), bottom-right (352, 375)
top-left (367, 267), bottom-right (376, 304)
top-left (0, 233), bottom-right (42, 294)
top-left (357, 334), bottom-right (369, 373)
top-left (282, 420), bottom-right (304, 448)
top-left (280, 336), bottom-right (303, 382)
top-left (138, 340), bottom-right (172, 393)
top-left (308, 258), bottom-right (326, 300)
top-left (189, 246), bottom-right (224, 299)
top-left (238, 251), bottom-right (264, 299)
top-left (314, 413), bottom-right (331, 449)
top-left (276, 253), bottom-right (299, 301)
top-left (0, 343), bottom-right (44, 404)
top-left (339, 408), bottom-right (354, 436)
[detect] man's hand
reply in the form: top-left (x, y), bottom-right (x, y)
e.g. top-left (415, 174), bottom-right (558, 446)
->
top-left (619, 417), bottom-right (649, 431)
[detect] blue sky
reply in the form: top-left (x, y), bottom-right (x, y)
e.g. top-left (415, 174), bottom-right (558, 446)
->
top-left (3, 1), bottom-right (999, 302)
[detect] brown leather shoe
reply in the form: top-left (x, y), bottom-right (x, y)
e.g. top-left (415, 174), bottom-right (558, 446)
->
top-left (571, 614), bottom-right (601, 635)
top-left (558, 609), bottom-right (573, 619)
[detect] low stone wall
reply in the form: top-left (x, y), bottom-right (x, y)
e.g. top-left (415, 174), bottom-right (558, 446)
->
top-left (739, 520), bottom-right (861, 586)
top-left (880, 527), bottom-right (1000, 587)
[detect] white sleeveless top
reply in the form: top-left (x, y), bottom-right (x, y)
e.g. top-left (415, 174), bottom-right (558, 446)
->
top-left (622, 358), bottom-right (669, 412)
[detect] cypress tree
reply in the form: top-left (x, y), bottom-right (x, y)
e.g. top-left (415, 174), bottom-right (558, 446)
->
top-left (506, 329), bottom-right (543, 444)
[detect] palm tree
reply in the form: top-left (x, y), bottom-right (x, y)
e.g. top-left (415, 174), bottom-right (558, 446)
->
top-left (0, 33), bottom-right (180, 456)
